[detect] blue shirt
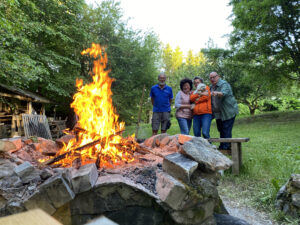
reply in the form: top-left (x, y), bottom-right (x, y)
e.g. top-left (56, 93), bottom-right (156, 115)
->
top-left (150, 84), bottom-right (173, 112)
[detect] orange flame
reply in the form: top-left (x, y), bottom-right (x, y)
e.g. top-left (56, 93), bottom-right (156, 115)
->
top-left (51, 43), bottom-right (136, 168)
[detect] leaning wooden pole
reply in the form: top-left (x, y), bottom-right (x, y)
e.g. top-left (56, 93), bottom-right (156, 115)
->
top-left (135, 84), bottom-right (145, 139)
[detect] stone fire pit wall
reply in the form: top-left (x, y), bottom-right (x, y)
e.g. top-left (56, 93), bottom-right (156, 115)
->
top-left (275, 174), bottom-right (300, 220)
top-left (0, 134), bottom-right (233, 225)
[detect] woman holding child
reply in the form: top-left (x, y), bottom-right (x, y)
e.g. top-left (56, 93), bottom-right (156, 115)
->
top-left (190, 76), bottom-right (212, 138)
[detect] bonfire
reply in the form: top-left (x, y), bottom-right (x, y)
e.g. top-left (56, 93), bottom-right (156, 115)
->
top-left (43, 43), bottom-right (137, 168)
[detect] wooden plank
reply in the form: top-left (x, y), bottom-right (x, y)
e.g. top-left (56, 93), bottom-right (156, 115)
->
top-left (231, 142), bottom-right (240, 175)
top-left (0, 209), bottom-right (62, 225)
top-left (27, 102), bottom-right (32, 114)
top-left (208, 138), bottom-right (250, 143)
top-left (0, 92), bottom-right (33, 102)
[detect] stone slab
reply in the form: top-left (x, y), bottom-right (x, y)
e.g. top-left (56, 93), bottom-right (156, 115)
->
top-left (14, 161), bottom-right (41, 183)
top-left (0, 159), bottom-right (16, 178)
top-left (0, 140), bottom-right (16, 152)
top-left (291, 174), bottom-right (300, 189)
top-left (143, 134), bottom-right (170, 148)
top-left (40, 174), bottom-right (75, 208)
top-left (156, 171), bottom-right (200, 211)
top-left (71, 163), bottom-right (98, 194)
top-left (292, 193), bottom-right (300, 208)
top-left (162, 152), bottom-right (198, 183)
top-left (170, 200), bottom-right (215, 224)
top-left (23, 190), bottom-right (56, 215)
top-left (182, 137), bottom-right (232, 172)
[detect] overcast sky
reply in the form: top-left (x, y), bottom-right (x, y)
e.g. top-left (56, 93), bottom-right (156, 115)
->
top-left (86, 0), bottom-right (233, 55)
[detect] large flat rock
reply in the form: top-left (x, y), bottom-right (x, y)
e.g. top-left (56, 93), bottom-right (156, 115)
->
top-left (182, 137), bottom-right (232, 172)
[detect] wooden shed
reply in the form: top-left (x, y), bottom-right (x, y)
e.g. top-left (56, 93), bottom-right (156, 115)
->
top-left (0, 83), bottom-right (51, 137)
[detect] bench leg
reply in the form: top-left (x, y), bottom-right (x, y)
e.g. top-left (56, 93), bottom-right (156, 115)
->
top-left (238, 142), bottom-right (242, 167)
top-left (231, 143), bottom-right (240, 175)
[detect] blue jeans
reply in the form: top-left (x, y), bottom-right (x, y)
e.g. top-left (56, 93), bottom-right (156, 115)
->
top-left (216, 116), bottom-right (236, 150)
top-left (177, 117), bottom-right (192, 135)
top-left (193, 114), bottom-right (212, 138)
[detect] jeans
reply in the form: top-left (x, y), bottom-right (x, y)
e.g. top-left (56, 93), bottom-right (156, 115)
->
top-left (216, 116), bottom-right (236, 150)
top-left (177, 117), bottom-right (192, 135)
top-left (193, 114), bottom-right (212, 138)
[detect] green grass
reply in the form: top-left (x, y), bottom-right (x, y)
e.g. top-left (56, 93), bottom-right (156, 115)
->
top-left (123, 111), bottom-right (300, 224)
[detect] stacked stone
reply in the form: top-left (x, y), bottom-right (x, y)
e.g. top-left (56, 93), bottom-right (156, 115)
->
top-left (0, 134), bottom-right (234, 225)
top-left (275, 174), bottom-right (300, 219)
top-left (154, 135), bottom-right (232, 225)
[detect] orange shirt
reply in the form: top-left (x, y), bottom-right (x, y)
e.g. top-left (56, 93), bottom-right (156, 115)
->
top-left (190, 85), bottom-right (212, 115)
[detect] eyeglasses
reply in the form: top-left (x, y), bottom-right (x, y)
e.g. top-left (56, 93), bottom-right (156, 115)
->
top-left (209, 75), bottom-right (218, 80)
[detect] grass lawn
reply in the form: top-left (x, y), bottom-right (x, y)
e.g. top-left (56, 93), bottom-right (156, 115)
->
top-left (124, 110), bottom-right (300, 224)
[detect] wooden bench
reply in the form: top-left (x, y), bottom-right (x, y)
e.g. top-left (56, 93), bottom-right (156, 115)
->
top-left (208, 138), bottom-right (250, 175)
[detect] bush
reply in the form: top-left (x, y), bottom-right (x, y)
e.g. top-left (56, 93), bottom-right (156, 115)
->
top-left (262, 97), bottom-right (300, 112)
top-left (237, 103), bottom-right (250, 116)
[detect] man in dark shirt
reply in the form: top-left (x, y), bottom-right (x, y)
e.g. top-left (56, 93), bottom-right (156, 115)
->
top-left (210, 72), bottom-right (239, 150)
top-left (150, 73), bottom-right (173, 136)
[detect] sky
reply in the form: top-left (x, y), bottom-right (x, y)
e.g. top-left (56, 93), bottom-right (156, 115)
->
top-left (85, 0), bottom-right (233, 55)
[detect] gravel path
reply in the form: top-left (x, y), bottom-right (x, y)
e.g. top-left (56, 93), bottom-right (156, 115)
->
top-left (221, 197), bottom-right (279, 225)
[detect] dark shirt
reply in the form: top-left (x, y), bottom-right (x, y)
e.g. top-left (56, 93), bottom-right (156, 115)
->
top-left (210, 79), bottom-right (238, 121)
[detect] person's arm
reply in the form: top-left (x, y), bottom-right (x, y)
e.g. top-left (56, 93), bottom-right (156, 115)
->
top-left (212, 82), bottom-right (232, 97)
top-left (190, 93), bottom-right (199, 103)
top-left (211, 91), bottom-right (223, 97)
top-left (150, 87), bottom-right (154, 105)
top-left (169, 88), bottom-right (173, 106)
top-left (174, 92), bottom-right (181, 109)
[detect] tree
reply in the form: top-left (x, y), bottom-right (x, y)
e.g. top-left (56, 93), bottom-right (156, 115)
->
top-left (229, 0), bottom-right (300, 81)
top-left (0, 0), bottom-right (88, 100)
top-left (0, 0), bottom-right (161, 124)
top-left (162, 45), bottom-right (183, 75)
top-left (201, 47), bottom-right (285, 115)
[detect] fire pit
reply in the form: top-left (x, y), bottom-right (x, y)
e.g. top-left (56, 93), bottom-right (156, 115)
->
top-left (0, 134), bottom-right (233, 225)
top-left (0, 44), bottom-right (233, 225)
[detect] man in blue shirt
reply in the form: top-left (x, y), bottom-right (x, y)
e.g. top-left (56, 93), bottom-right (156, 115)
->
top-left (150, 73), bottom-right (173, 136)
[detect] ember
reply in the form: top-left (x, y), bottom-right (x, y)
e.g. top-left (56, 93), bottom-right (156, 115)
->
top-left (42, 43), bottom-right (137, 168)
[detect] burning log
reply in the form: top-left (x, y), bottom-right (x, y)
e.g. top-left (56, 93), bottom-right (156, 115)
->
top-left (136, 144), bottom-right (164, 158)
top-left (44, 130), bottom-right (125, 166)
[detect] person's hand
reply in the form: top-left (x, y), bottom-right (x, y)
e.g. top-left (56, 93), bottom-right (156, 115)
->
top-left (191, 104), bottom-right (195, 110)
top-left (212, 91), bottom-right (223, 97)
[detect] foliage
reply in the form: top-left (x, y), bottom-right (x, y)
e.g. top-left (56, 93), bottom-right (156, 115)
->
top-left (229, 0), bottom-right (300, 81)
top-left (0, 0), bottom-right (87, 100)
top-left (201, 46), bottom-right (290, 115)
top-left (237, 103), bottom-right (250, 116)
top-left (261, 84), bottom-right (300, 111)
top-left (0, 0), bottom-right (161, 124)
top-left (161, 45), bottom-right (207, 95)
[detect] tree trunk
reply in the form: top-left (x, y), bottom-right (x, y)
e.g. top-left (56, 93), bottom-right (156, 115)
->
top-left (249, 107), bottom-right (256, 115)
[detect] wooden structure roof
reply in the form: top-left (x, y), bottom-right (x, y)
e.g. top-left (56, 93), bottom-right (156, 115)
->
top-left (0, 83), bottom-right (51, 103)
